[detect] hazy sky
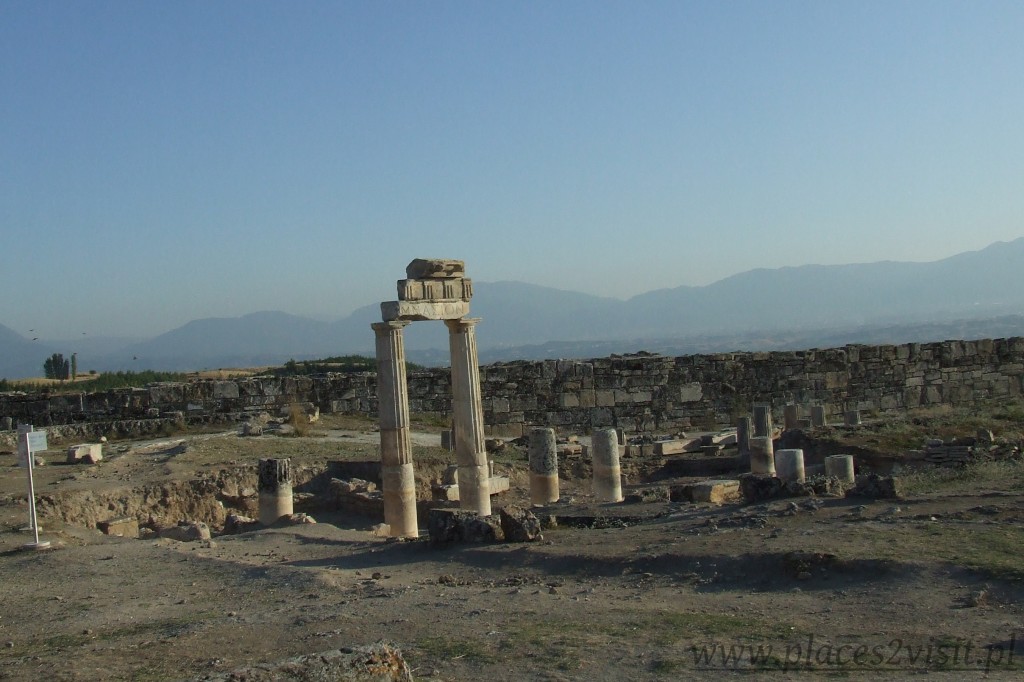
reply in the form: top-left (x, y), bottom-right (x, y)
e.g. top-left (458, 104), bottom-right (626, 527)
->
top-left (3, 2), bottom-right (1023, 339)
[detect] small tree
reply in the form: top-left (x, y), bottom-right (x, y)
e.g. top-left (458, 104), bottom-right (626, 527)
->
top-left (71, 353), bottom-right (78, 381)
top-left (43, 353), bottom-right (70, 381)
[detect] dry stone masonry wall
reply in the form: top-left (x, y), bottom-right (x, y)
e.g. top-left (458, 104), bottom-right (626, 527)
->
top-left (3, 338), bottom-right (1023, 440)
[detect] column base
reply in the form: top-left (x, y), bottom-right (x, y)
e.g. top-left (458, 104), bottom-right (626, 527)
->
top-left (592, 464), bottom-right (623, 502)
top-left (457, 464), bottom-right (491, 516)
top-left (530, 472), bottom-right (560, 506)
top-left (383, 463), bottom-right (418, 538)
top-left (259, 489), bottom-right (294, 526)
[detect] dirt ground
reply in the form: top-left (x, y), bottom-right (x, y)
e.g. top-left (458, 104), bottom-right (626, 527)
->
top-left (2, 411), bottom-right (1024, 681)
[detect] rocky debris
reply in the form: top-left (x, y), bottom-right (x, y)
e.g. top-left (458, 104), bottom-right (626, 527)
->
top-left (240, 422), bottom-right (263, 437)
top-left (846, 474), bottom-right (902, 499)
top-left (224, 514), bottom-right (259, 534)
top-left (193, 642), bottom-right (413, 681)
top-left (157, 521), bottom-right (211, 542)
top-left (782, 551), bottom-right (838, 578)
top-left (332, 478), bottom-right (377, 494)
top-left (707, 513), bottom-right (769, 530)
top-left (623, 486), bottom-right (671, 504)
top-left (285, 513), bottom-right (316, 525)
top-left (499, 506), bottom-right (543, 542)
top-left (739, 474), bottom-right (849, 503)
top-left (428, 509), bottom-right (502, 545)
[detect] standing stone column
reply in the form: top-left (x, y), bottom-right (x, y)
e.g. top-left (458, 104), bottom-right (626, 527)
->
top-left (825, 454), bottom-right (855, 483)
top-left (258, 458), bottom-right (293, 525)
top-left (753, 403), bottom-right (772, 438)
top-left (445, 318), bottom-right (491, 516)
top-left (591, 428), bottom-right (623, 503)
top-left (749, 436), bottom-right (775, 475)
top-left (736, 416), bottom-right (752, 454)
top-left (810, 405), bottom-right (827, 427)
top-left (373, 321), bottom-right (418, 538)
top-left (783, 404), bottom-right (799, 431)
top-left (529, 428), bottom-right (559, 505)
top-left (844, 410), bottom-right (862, 426)
top-left (775, 449), bottom-right (806, 483)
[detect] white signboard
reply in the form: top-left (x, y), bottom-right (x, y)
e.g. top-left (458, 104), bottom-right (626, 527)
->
top-left (26, 431), bottom-right (47, 452)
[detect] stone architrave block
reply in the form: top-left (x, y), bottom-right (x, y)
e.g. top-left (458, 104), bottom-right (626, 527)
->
top-left (406, 258), bottom-right (465, 279)
top-left (397, 277), bottom-right (473, 302)
top-left (381, 300), bottom-right (470, 321)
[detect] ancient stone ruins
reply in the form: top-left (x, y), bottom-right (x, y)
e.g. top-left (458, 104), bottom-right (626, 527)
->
top-left (372, 258), bottom-right (490, 537)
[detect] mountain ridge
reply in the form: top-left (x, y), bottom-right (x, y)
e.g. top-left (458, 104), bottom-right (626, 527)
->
top-left (2, 238), bottom-right (1022, 378)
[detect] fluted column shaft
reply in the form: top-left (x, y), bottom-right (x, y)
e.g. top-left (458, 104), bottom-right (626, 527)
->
top-left (445, 317), bottom-right (491, 515)
top-left (373, 321), bottom-right (418, 537)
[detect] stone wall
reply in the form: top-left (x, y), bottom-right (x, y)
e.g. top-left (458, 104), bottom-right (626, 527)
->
top-left (3, 338), bottom-right (1023, 439)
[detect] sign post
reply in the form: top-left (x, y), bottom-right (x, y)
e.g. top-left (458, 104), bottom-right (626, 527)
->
top-left (18, 425), bottom-right (50, 550)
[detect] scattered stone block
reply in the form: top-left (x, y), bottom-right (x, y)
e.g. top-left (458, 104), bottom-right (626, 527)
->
top-left (654, 438), bottom-right (697, 456)
top-left (428, 509), bottom-right (502, 545)
top-left (499, 506), bottom-right (542, 542)
top-left (98, 517), bottom-right (139, 538)
top-left (67, 443), bottom-right (103, 464)
top-left (847, 474), bottom-right (902, 499)
top-left (240, 422), bottom-right (263, 437)
top-left (158, 521), bottom-right (211, 542)
top-left (224, 514), bottom-right (258, 534)
top-left (689, 480), bottom-right (741, 504)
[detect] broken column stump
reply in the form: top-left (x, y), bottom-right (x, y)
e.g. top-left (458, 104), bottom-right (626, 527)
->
top-left (529, 427), bottom-right (559, 506)
top-left (258, 457), bottom-right (294, 525)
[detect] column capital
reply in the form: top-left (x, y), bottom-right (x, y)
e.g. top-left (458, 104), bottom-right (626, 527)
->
top-left (444, 317), bottom-right (481, 331)
top-left (372, 320), bottom-right (410, 334)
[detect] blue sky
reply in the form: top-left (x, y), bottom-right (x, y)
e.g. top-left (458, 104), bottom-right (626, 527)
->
top-left (2, 2), bottom-right (1023, 339)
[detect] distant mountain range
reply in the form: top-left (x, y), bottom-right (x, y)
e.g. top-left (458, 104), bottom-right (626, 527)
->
top-left (2, 238), bottom-right (1024, 379)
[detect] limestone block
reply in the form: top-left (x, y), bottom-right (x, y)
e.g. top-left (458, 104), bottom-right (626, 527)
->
top-left (595, 390), bottom-right (616, 407)
top-left (67, 443), bottom-right (103, 464)
top-left (381, 300), bottom-right (470, 321)
top-left (406, 258), bottom-right (465, 279)
top-left (678, 383), bottom-right (703, 402)
top-left (689, 480), bottom-right (741, 504)
top-left (499, 506), bottom-right (543, 542)
top-left (159, 522), bottom-right (211, 542)
top-left (559, 393), bottom-right (580, 408)
top-left (654, 438), bottom-right (698, 456)
top-left (98, 517), bottom-right (139, 537)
